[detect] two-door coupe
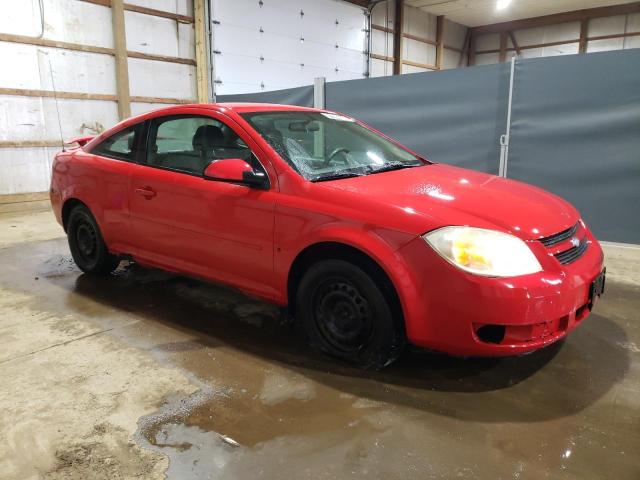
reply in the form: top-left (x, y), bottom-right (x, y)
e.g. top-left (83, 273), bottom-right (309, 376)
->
top-left (50, 103), bottom-right (605, 367)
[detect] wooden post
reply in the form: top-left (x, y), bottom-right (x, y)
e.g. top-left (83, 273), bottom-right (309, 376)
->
top-left (392, 0), bottom-right (404, 75)
top-left (508, 31), bottom-right (522, 55)
top-left (458, 28), bottom-right (471, 67)
top-left (111, 0), bottom-right (131, 119)
top-left (579, 19), bottom-right (589, 53)
top-left (194, 0), bottom-right (209, 103)
top-left (435, 15), bottom-right (445, 70)
top-left (499, 31), bottom-right (508, 62)
top-left (468, 33), bottom-right (476, 66)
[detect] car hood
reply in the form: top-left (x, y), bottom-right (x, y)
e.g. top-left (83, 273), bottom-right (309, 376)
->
top-left (318, 164), bottom-right (580, 240)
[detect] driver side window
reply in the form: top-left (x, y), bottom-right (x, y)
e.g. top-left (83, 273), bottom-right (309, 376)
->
top-left (146, 115), bottom-right (253, 175)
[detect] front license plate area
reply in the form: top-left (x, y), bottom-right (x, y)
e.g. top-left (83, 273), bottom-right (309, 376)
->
top-left (588, 268), bottom-right (606, 309)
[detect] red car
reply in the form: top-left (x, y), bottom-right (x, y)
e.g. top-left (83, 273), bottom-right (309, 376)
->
top-left (50, 103), bottom-right (605, 368)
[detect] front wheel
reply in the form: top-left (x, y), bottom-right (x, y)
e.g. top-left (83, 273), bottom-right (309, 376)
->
top-left (296, 259), bottom-right (404, 369)
top-left (67, 205), bottom-right (120, 275)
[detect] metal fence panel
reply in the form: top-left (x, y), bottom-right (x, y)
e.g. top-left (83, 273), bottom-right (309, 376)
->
top-left (325, 63), bottom-right (511, 174)
top-left (508, 49), bottom-right (640, 244)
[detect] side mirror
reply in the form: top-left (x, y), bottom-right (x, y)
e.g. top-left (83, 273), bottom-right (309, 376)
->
top-left (203, 158), bottom-right (268, 189)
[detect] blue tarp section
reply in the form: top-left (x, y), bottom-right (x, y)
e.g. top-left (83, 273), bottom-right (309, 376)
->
top-left (214, 49), bottom-right (640, 242)
top-left (326, 63), bottom-right (510, 174)
top-left (217, 85), bottom-right (314, 108)
top-left (507, 49), bottom-right (640, 244)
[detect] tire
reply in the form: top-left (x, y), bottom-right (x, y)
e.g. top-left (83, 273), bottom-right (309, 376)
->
top-left (296, 259), bottom-right (405, 369)
top-left (67, 205), bottom-right (120, 275)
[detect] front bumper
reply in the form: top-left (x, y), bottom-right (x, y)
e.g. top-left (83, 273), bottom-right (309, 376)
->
top-left (396, 229), bottom-right (605, 357)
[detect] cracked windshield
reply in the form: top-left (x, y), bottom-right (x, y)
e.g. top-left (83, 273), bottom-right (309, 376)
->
top-left (241, 111), bottom-right (426, 181)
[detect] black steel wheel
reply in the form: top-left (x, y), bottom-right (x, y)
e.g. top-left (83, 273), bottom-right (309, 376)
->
top-left (296, 259), bottom-right (404, 368)
top-left (67, 205), bottom-right (119, 275)
top-left (313, 277), bottom-right (374, 354)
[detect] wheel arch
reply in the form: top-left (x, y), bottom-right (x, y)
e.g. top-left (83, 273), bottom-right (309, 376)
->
top-left (61, 197), bottom-right (89, 232)
top-left (286, 241), bottom-right (406, 330)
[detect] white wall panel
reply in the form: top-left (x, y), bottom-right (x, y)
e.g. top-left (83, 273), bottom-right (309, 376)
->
top-left (624, 13), bottom-right (640, 49)
top-left (372, 29), bottom-right (393, 57)
top-left (0, 43), bottom-right (116, 94)
top-left (401, 63), bottom-right (428, 74)
top-left (130, 102), bottom-right (176, 117)
top-left (443, 48), bottom-right (462, 69)
top-left (475, 52), bottom-right (499, 65)
top-left (128, 58), bottom-right (196, 99)
top-left (0, 0), bottom-right (197, 194)
top-left (370, 58), bottom-right (392, 78)
top-left (514, 21), bottom-right (580, 47)
top-left (0, 147), bottom-right (59, 195)
top-left (126, 0), bottom-right (192, 17)
top-left (443, 18), bottom-right (466, 48)
top-left (589, 15), bottom-right (627, 36)
top-left (588, 14), bottom-right (640, 52)
top-left (0, 0), bottom-right (113, 48)
top-left (125, 11), bottom-right (194, 59)
top-left (404, 37), bottom-right (435, 66)
top-left (442, 20), bottom-right (466, 70)
top-left (404, 5), bottom-right (436, 39)
top-left (0, 97), bottom-right (118, 142)
top-left (0, 0), bottom-right (43, 37)
top-left (474, 13), bottom-right (637, 66)
top-left (0, 42), bottom-right (43, 90)
top-left (371, 0), bottom-right (393, 27)
top-left (476, 32), bottom-right (499, 51)
top-left (521, 42), bottom-right (579, 58)
top-left (515, 22), bottom-right (581, 59)
top-left (587, 38), bottom-right (625, 53)
top-left (371, 1), bottom-right (467, 74)
top-left (211, 0), bottom-right (366, 95)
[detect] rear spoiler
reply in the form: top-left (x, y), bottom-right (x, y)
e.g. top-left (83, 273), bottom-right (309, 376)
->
top-left (64, 135), bottom-right (95, 148)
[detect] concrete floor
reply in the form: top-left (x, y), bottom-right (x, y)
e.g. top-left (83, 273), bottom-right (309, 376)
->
top-left (0, 209), bottom-right (639, 480)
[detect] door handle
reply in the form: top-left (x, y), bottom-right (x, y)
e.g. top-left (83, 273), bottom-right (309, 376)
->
top-left (135, 186), bottom-right (157, 199)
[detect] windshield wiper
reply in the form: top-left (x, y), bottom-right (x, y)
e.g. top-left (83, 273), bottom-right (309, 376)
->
top-left (311, 171), bottom-right (366, 182)
top-left (368, 163), bottom-right (419, 174)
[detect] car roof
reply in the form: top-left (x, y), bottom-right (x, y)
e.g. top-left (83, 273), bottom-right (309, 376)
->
top-left (156, 103), bottom-right (320, 114)
top-left (113, 103), bottom-right (331, 136)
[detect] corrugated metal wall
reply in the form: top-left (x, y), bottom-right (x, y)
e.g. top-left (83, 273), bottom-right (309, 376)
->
top-left (0, 0), bottom-right (197, 195)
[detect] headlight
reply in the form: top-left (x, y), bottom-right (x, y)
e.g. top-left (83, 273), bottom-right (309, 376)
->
top-left (423, 226), bottom-right (542, 277)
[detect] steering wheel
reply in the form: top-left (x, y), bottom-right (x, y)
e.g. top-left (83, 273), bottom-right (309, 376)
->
top-left (325, 147), bottom-right (350, 166)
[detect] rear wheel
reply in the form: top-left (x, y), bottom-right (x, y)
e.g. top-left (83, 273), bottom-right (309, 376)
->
top-left (67, 205), bottom-right (119, 275)
top-left (296, 259), bottom-right (404, 369)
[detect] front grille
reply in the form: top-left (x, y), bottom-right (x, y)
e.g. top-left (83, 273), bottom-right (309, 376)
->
top-left (554, 238), bottom-right (589, 265)
top-left (537, 222), bottom-right (589, 265)
top-left (538, 223), bottom-right (579, 247)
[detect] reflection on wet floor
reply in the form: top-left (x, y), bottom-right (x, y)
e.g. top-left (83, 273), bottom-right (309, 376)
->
top-left (2, 238), bottom-right (639, 479)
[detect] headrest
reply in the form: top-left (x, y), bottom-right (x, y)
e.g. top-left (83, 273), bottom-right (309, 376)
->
top-left (193, 125), bottom-right (225, 150)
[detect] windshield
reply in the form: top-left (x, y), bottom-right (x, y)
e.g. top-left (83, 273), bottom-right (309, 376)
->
top-left (241, 111), bottom-right (426, 181)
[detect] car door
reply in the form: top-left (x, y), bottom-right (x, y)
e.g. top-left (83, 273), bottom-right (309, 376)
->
top-left (128, 112), bottom-right (278, 300)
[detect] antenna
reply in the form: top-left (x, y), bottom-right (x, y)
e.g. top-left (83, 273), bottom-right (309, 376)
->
top-left (47, 55), bottom-right (65, 152)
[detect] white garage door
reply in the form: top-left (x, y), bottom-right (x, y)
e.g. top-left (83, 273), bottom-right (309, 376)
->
top-left (210, 0), bottom-right (367, 95)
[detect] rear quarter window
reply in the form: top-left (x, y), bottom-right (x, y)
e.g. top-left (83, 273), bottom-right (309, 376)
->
top-left (92, 124), bottom-right (142, 161)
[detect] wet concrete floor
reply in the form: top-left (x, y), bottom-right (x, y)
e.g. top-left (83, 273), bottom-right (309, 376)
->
top-left (0, 210), bottom-right (639, 479)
